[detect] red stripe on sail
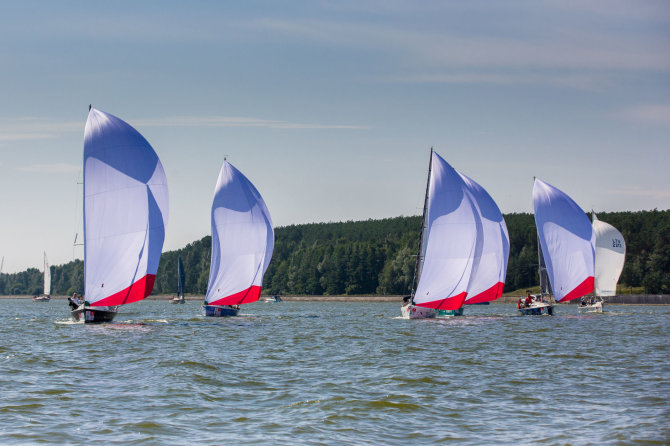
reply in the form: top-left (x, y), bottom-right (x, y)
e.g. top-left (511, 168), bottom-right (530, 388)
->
top-left (92, 274), bottom-right (156, 306)
top-left (415, 292), bottom-right (467, 310)
top-left (209, 285), bottom-right (262, 306)
top-left (465, 282), bottom-right (505, 304)
top-left (558, 276), bottom-right (594, 302)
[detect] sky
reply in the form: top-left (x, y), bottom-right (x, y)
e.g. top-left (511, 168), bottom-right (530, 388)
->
top-left (0, 0), bottom-right (669, 273)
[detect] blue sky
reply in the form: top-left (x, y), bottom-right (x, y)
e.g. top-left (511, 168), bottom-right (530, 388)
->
top-left (1, 0), bottom-right (669, 273)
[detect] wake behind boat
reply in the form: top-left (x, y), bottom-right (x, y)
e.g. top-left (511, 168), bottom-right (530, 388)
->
top-left (201, 159), bottom-right (274, 317)
top-left (70, 107), bottom-right (169, 323)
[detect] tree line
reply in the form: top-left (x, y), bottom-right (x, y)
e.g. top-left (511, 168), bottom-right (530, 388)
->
top-left (1, 210), bottom-right (668, 296)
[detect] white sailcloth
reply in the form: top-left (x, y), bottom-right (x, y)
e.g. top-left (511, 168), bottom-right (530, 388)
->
top-left (533, 178), bottom-right (594, 302)
top-left (205, 161), bottom-right (274, 306)
top-left (43, 252), bottom-right (51, 296)
top-left (83, 108), bottom-right (169, 306)
top-left (414, 152), bottom-right (478, 311)
top-left (593, 214), bottom-right (625, 296)
top-left (459, 173), bottom-right (510, 304)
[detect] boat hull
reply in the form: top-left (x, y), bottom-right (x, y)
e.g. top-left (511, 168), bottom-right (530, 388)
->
top-left (202, 305), bottom-right (240, 317)
top-left (71, 305), bottom-right (118, 323)
top-left (518, 302), bottom-right (553, 316)
top-left (578, 301), bottom-right (603, 313)
top-left (168, 297), bottom-right (185, 304)
top-left (33, 295), bottom-right (50, 302)
top-left (401, 304), bottom-right (437, 319)
top-left (437, 308), bottom-right (464, 317)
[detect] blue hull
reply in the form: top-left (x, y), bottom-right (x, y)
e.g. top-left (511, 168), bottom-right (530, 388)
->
top-left (202, 305), bottom-right (240, 317)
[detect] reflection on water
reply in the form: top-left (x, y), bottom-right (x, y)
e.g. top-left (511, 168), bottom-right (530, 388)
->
top-left (0, 299), bottom-right (668, 444)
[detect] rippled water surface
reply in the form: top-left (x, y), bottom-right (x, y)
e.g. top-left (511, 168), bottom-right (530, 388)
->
top-left (0, 299), bottom-right (668, 444)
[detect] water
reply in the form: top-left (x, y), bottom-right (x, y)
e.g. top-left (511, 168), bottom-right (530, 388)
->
top-left (0, 300), bottom-right (668, 445)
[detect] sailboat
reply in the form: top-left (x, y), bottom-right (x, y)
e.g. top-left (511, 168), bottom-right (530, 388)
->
top-left (33, 252), bottom-right (51, 302)
top-left (201, 160), bottom-right (274, 317)
top-left (70, 107), bottom-right (169, 323)
top-left (579, 213), bottom-right (625, 312)
top-left (442, 172), bottom-right (509, 315)
top-left (402, 149), bottom-right (508, 319)
top-left (529, 178), bottom-right (594, 315)
top-left (169, 256), bottom-right (186, 304)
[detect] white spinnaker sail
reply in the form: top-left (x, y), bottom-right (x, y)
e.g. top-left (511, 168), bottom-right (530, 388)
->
top-left (459, 173), bottom-right (509, 304)
top-left (593, 214), bottom-right (626, 297)
top-left (43, 252), bottom-right (51, 296)
top-left (205, 161), bottom-right (274, 306)
top-left (84, 108), bottom-right (169, 306)
top-left (414, 152), bottom-right (478, 311)
top-left (532, 179), bottom-right (594, 302)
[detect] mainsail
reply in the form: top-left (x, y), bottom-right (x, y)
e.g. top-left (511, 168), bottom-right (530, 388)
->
top-left (83, 108), bottom-right (169, 306)
top-left (593, 213), bottom-right (626, 296)
top-left (459, 173), bottom-right (510, 304)
top-left (413, 151), bottom-right (478, 311)
top-left (43, 252), bottom-right (51, 296)
top-left (177, 256), bottom-right (185, 299)
top-left (205, 161), bottom-right (274, 306)
top-left (532, 178), bottom-right (594, 302)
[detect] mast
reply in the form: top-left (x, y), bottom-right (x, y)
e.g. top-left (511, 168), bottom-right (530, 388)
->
top-left (534, 176), bottom-right (549, 299)
top-left (410, 147), bottom-right (433, 301)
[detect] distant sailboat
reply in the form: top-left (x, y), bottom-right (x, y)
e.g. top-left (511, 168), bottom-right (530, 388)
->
top-left (169, 256), bottom-right (186, 304)
top-left (201, 160), bottom-right (274, 317)
top-left (71, 107), bottom-right (169, 323)
top-left (579, 213), bottom-right (625, 312)
top-left (34, 252), bottom-right (51, 302)
top-left (529, 178), bottom-right (594, 315)
top-left (402, 149), bottom-right (508, 319)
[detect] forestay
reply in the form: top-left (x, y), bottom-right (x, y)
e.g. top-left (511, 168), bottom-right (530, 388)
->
top-left (83, 108), bottom-right (169, 306)
top-left (532, 179), bottom-right (594, 302)
top-left (413, 152), bottom-right (478, 311)
top-left (205, 161), bottom-right (274, 306)
top-left (593, 214), bottom-right (626, 297)
top-left (459, 173), bottom-right (509, 304)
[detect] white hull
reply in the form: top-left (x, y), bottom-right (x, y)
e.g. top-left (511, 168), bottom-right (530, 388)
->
top-left (33, 295), bottom-right (50, 302)
top-left (578, 301), bottom-right (603, 313)
top-left (401, 304), bottom-right (437, 319)
top-left (518, 300), bottom-right (553, 316)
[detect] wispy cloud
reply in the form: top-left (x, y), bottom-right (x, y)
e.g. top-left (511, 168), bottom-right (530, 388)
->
top-left (618, 105), bottom-right (670, 124)
top-left (0, 116), bottom-right (368, 140)
top-left (134, 116), bottom-right (368, 130)
top-left (609, 186), bottom-right (670, 200)
top-left (0, 118), bottom-right (81, 141)
top-left (379, 72), bottom-right (606, 90)
top-left (17, 163), bottom-right (80, 174)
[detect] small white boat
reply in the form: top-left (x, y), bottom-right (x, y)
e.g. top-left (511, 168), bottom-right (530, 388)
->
top-left (34, 252), bottom-right (51, 302)
top-left (201, 159), bottom-right (274, 317)
top-left (517, 295), bottom-right (553, 315)
top-left (529, 179), bottom-right (595, 316)
top-left (577, 213), bottom-right (626, 314)
top-left (578, 298), bottom-right (603, 313)
top-left (169, 256), bottom-right (186, 304)
top-left (71, 107), bottom-right (169, 323)
top-left (264, 295), bottom-right (283, 302)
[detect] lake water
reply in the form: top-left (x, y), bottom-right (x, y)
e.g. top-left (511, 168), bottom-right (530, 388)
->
top-left (0, 299), bottom-right (667, 444)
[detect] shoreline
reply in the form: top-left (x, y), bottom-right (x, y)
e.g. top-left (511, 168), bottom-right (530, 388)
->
top-left (3, 294), bottom-right (669, 304)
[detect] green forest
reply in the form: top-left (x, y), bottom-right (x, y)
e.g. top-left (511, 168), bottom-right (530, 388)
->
top-left (1, 210), bottom-right (668, 296)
